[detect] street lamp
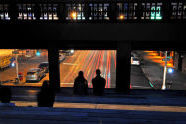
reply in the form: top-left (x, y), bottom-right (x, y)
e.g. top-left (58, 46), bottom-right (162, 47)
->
top-left (168, 68), bottom-right (174, 74)
top-left (12, 50), bottom-right (19, 83)
top-left (162, 51), bottom-right (167, 90)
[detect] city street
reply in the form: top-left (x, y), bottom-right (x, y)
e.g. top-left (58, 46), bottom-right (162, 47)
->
top-left (60, 50), bottom-right (116, 88)
top-left (0, 50), bottom-right (154, 89)
top-left (137, 51), bottom-right (186, 90)
top-left (1, 50), bottom-right (117, 88)
top-left (0, 50), bottom-right (49, 87)
top-left (130, 65), bottom-right (151, 89)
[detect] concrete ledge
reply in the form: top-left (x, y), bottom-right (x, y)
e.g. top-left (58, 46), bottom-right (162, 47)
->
top-left (0, 103), bottom-right (15, 107)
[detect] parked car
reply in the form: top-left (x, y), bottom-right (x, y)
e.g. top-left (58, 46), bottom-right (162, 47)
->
top-left (59, 54), bottom-right (65, 62)
top-left (131, 57), bottom-right (140, 66)
top-left (38, 62), bottom-right (49, 73)
top-left (26, 68), bottom-right (46, 82)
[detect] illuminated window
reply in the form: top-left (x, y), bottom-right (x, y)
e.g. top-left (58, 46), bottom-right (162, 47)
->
top-left (66, 4), bottom-right (85, 20)
top-left (141, 2), bottom-right (162, 20)
top-left (89, 3), bottom-right (109, 20)
top-left (18, 4), bottom-right (36, 20)
top-left (128, 3), bottom-right (137, 19)
top-left (171, 2), bottom-right (184, 19)
top-left (117, 3), bottom-right (128, 20)
top-left (151, 5), bottom-right (162, 20)
top-left (0, 4), bottom-right (10, 20)
top-left (40, 4), bottom-right (58, 20)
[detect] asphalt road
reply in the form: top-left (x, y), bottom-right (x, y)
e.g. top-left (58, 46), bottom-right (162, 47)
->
top-left (1, 50), bottom-right (117, 88)
top-left (130, 65), bottom-right (151, 89)
top-left (1, 50), bottom-right (151, 89)
top-left (0, 51), bottom-right (49, 87)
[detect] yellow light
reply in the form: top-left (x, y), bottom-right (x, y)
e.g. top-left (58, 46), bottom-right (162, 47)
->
top-left (71, 12), bottom-right (77, 19)
top-left (119, 15), bottom-right (124, 20)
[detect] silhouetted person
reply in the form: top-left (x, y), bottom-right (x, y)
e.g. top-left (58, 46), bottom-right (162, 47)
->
top-left (92, 69), bottom-right (106, 96)
top-left (37, 80), bottom-right (55, 107)
top-left (0, 86), bottom-right (12, 103)
top-left (73, 71), bottom-right (88, 95)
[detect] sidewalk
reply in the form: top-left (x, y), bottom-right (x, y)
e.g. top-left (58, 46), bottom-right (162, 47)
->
top-left (1, 90), bottom-right (186, 124)
top-left (1, 88), bottom-right (186, 123)
top-left (138, 51), bottom-right (186, 90)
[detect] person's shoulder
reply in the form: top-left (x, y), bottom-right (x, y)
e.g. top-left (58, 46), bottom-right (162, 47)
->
top-left (101, 77), bottom-right (106, 81)
top-left (75, 77), bottom-right (79, 81)
top-left (92, 77), bottom-right (96, 81)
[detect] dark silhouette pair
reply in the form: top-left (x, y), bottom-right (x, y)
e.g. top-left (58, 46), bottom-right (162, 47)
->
top-left (73, 69), bottom-right (106, 96)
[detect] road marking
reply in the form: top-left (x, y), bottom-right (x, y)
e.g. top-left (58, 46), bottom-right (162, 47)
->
top-left (63, 63), bottom-right (78, 66)
top-left (132, 85), bottom-right (151, 89)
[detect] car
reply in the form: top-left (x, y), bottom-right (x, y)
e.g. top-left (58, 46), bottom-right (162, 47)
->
top-left (38, 62), bottom-right (49, 73)
top-left (26, 68), bottom-right (46, 82)
top-left (59, 54), bottom-right (65, 62)
top-left (131, 57), bottom-right (140, 66)
top-left (60, 49), bottom-right (74, 56)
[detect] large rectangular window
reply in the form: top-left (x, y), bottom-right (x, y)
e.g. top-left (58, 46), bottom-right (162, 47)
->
top-left (59, 50), bottom-right (116, 88)
top-left (130, 50), bottom-right (186, 90)
top-left (0, 49), bottom-right (49, 87)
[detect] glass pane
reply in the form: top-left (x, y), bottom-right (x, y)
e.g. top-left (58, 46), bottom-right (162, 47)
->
top-left (131, 50), bottom-right (186, 90)
top-left (59, 50), bottom-right (116, 88)
top-left (0, 49), bottom-right (49, 87)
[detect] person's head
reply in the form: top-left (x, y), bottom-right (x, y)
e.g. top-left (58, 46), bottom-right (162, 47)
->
top-left (96, 69), bottom-right (101, 76)
top-left (78, 71), bottom-right (84, 77)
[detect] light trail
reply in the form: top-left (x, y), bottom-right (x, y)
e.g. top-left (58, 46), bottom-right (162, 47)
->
top-left (62, 50), bottom-right (89, 83)
top-left (60, 50), bottom-right (116, 88)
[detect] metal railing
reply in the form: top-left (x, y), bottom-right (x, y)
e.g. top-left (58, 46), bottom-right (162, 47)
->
top-left (0, 0), bottom-right (185, 23)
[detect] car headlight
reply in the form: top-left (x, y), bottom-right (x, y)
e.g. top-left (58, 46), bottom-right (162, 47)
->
top-left (70, 49), bottom-right (74, 53)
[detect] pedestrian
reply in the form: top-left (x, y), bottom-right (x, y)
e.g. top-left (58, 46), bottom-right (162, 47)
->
top-left (37, 80), bottom-right (55, 107)
top-left (92, 69), bottom-right (106, 96)
top-left (73, 71), bottom-right (88, 95)
top-left (18, 72), bottom-right (23, 81)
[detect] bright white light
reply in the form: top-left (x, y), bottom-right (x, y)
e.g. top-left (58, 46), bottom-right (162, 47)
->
top-left (36, 52), bottom-right (41, 56)
top-left (70, 49), bottom-right (74, 53)
top-left (168, 68), bottom-right (174, 73)
top-left (11, 62), bottom-right (15, 67)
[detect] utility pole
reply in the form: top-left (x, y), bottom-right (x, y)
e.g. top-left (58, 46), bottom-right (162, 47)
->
top-left (13, 50), bottom-right (19, 83)
top-left (15, 54), bottom-right (19, 80)
top-left (162, 51), bottom-right (167, 90)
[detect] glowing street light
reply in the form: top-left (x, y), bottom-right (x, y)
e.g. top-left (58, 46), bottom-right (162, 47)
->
top-left (119, 14), bottom-right (124, 20)
top-left (71, 11), bottom-right (77, 20)
top-left (168, 68), bottom-right (174, 74)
